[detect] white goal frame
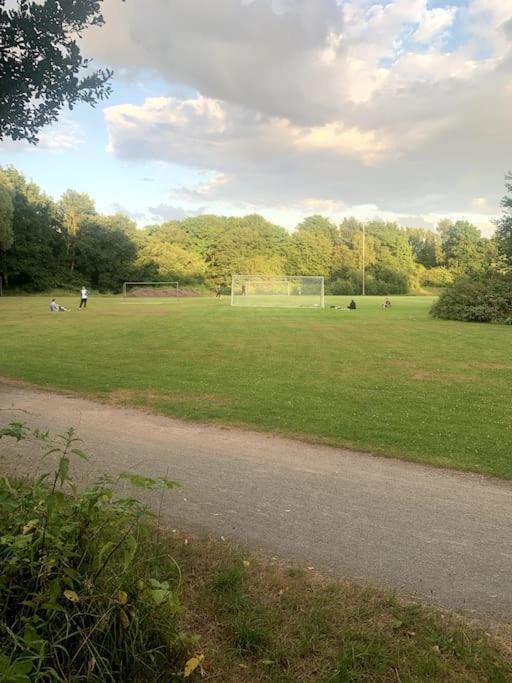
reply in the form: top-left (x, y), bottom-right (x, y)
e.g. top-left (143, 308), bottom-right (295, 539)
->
top-left (122, 281), bottom-right (179, 297)
top-left (231, 275), bottom-right (325, 309)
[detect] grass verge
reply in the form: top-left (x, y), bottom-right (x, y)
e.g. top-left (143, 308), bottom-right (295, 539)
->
top-left (147, 529), bottom-right (512, 682)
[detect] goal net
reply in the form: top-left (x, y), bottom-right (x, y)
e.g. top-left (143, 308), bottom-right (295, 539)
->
top-left (231, 275), bottom-right (324, 308)
top-left (122, 281), bottom-right (179, 298)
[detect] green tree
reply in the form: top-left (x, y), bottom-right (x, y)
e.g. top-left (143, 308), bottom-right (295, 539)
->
top-left (74, 214), bottom-right (138, 291)
top-left (406, 228), bottom-right (443, 268)
top-left (495, 173), bottom-right (512, 264)
top-left (0, 172), bottom-right (14, 287)
top-left (208, 215), bottom-right (289, 283)
top-left (287, 230), bottom-right (333, 276)
top-left (59, 189), bottom-right (96, 272)
top-left (438, 220), bottom-right (496, 276)
top-left (2, 166), bottom-right (66, 291)
top-left (0, 0), bottom-right (120, 143)
top-left (138, 239), bottom-right (206, 281)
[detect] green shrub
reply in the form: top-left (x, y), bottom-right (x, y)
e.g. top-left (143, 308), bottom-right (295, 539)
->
top-left (431, 272), bottom-right (512, 323)
top-left (327, 278), bottom-right (358, 295)
top-left (0, 423), bottom-right (193, 682)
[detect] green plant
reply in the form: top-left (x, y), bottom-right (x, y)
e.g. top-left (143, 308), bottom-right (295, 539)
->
top-left (431, 272), bottom-right (512, 323)
top-left (0, 423), bottom-right (192, 682)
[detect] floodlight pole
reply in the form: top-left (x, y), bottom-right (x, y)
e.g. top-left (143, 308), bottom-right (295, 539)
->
top-left (362, 224), bottom-right (366, 296)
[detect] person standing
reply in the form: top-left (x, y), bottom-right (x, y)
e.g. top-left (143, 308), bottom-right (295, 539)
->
top-left (79, 286), bottom-right (89, 309)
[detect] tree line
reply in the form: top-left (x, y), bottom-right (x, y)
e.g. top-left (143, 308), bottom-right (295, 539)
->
top-left (0, 164), bottom-right (508, 295)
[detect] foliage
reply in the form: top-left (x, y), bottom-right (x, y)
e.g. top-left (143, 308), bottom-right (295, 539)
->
top-left (2, 167), bottom-right (68, 291)
top-left (406, 228), bottom-right (443, 267)
top-left (0, 424), bottom-right (191, 682)
top-left (0, 173), bottom-right (13, 251)
top-left (75, 215), bottom-right (138, 291)
top-left (420, 266), bottom-right (454, 288)
top-left (0, 171), bottom-right (14, 287)
top-left (431, 272), bottom-right (512, 323)
top-left (0, 163), bottom-right (500, 295)
top-left (495, 172), bottom-right (512, 264)
top-left (59, 190), bottom-right (97, 273)
top-left (137, 238), bottom-right (206, 282)
top-left (437, 219), bottom-right (496, 276)
top-left (0, 0), bottom-right (119, 144)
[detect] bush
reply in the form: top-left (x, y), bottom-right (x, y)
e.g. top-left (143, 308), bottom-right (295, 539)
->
top-left (0, 423), bottom-right (194, 682)
top-left (365, 269), bottom-right (409, 295)
top-left (431, 272), bottom-right (512, 323)
top-left (327, 278), bottom-right (357, 295)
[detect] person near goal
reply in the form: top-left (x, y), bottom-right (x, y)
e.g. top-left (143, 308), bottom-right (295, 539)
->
top-left (79, 286), bottom-right (89, 309)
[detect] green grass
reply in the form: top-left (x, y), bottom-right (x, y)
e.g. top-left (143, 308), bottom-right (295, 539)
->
top-left (168, 531), bottom-right (512, 682)
top-left (1, 295), bottom-right (511, 478)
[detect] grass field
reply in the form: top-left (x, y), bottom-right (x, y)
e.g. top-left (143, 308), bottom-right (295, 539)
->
top-left (1, 295), bottom-right (511, 478)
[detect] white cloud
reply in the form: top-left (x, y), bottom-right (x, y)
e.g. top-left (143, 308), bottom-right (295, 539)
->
top-left (0, 118), bottom-right (84, 154)
top-left (87, 0), bottom-right (512, 229)
top-left (413, 7), bottom-right (457, 45)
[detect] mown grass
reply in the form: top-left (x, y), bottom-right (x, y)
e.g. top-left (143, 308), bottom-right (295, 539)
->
top-left (1, 295), bottom-right (511, 477)
top-left (162, 530), bottom-right (512, 682)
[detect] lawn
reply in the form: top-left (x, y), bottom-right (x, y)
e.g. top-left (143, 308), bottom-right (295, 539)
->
top-left (1, 295), bottom-right (511, 478)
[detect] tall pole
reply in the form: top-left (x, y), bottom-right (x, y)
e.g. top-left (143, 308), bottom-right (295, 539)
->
top-left (362, 224), bottom-right (366, 296)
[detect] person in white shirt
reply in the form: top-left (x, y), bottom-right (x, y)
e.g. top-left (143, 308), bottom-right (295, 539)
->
top-left (79, 287), bottom-right (89, 309)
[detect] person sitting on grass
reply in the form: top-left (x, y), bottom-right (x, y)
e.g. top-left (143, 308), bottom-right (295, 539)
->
top-left (348, 299), bottom-right (357, 310)
top-left (50, 298), bottom-right (68, 312)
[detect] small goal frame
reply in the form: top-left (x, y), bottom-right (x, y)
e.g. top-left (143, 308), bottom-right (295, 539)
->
top-left (231, 275), bottom-right (325, 309)
top-left (122, 281), bottom-right (179, 298)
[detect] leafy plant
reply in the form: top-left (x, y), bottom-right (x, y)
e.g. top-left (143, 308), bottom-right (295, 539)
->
top-left (0, 423), bottom-right (192, 682)
top-left (431, 272), bottom-right (512, 323)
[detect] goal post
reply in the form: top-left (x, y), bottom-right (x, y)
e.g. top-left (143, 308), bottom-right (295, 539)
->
top-left (231, 275), bottom-right (325, 309)
top-left (122, 281), bottom-right (179, 298)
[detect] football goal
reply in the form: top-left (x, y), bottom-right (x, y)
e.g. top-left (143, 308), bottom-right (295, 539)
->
top-left (231, 275), bottom-right (324, 308)
top-left (122, 281), bottom-right (179, 298)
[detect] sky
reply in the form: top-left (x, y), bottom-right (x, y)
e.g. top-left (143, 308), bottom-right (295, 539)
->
top-left (1, 0), bottom-right (511, 233)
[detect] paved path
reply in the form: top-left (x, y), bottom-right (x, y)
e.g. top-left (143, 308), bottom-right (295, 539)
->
top-left (1, 382), bottom-right (511, 622)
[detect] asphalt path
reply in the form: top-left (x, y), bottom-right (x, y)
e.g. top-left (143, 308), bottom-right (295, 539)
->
top-left (1, 382), bottom-right (511, 622)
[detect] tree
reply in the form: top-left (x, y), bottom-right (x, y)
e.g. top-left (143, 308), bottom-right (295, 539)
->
top-left (438, 220), bottom-right (495, 276)
top-left (406, 228), bottom-right (443, 268)
top-left (59, 189), bottom-right (96, 272)
top-left (208, 215), bottom-right (289, 283)
top-left (138, 239), bottom-right (206, 281)
top-left (2, 166), bottom-right (67, 291)
top-left (0, 0), bottom-right (120, 143)
top-left (495, 173), bottom-right (512, 264)
top-left (75, 214), bottom-right (138, 291)
top-left (0, 173), bottom-right (13, 287)
top-left (287, 230), bottom-right (333, 277)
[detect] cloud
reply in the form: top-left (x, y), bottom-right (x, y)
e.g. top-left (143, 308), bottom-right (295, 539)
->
top-left (0, 118), bottom-right (84, 154)
top-left (89, 0), bottom-right (512, 228)
top-left (413, 7), bottom-right (457, 45)
top-left (149, 203), bottom-right (205, 221)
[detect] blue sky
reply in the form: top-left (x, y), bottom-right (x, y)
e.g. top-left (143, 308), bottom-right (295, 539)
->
top-left (1, 0), bottom-right (511, 233)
